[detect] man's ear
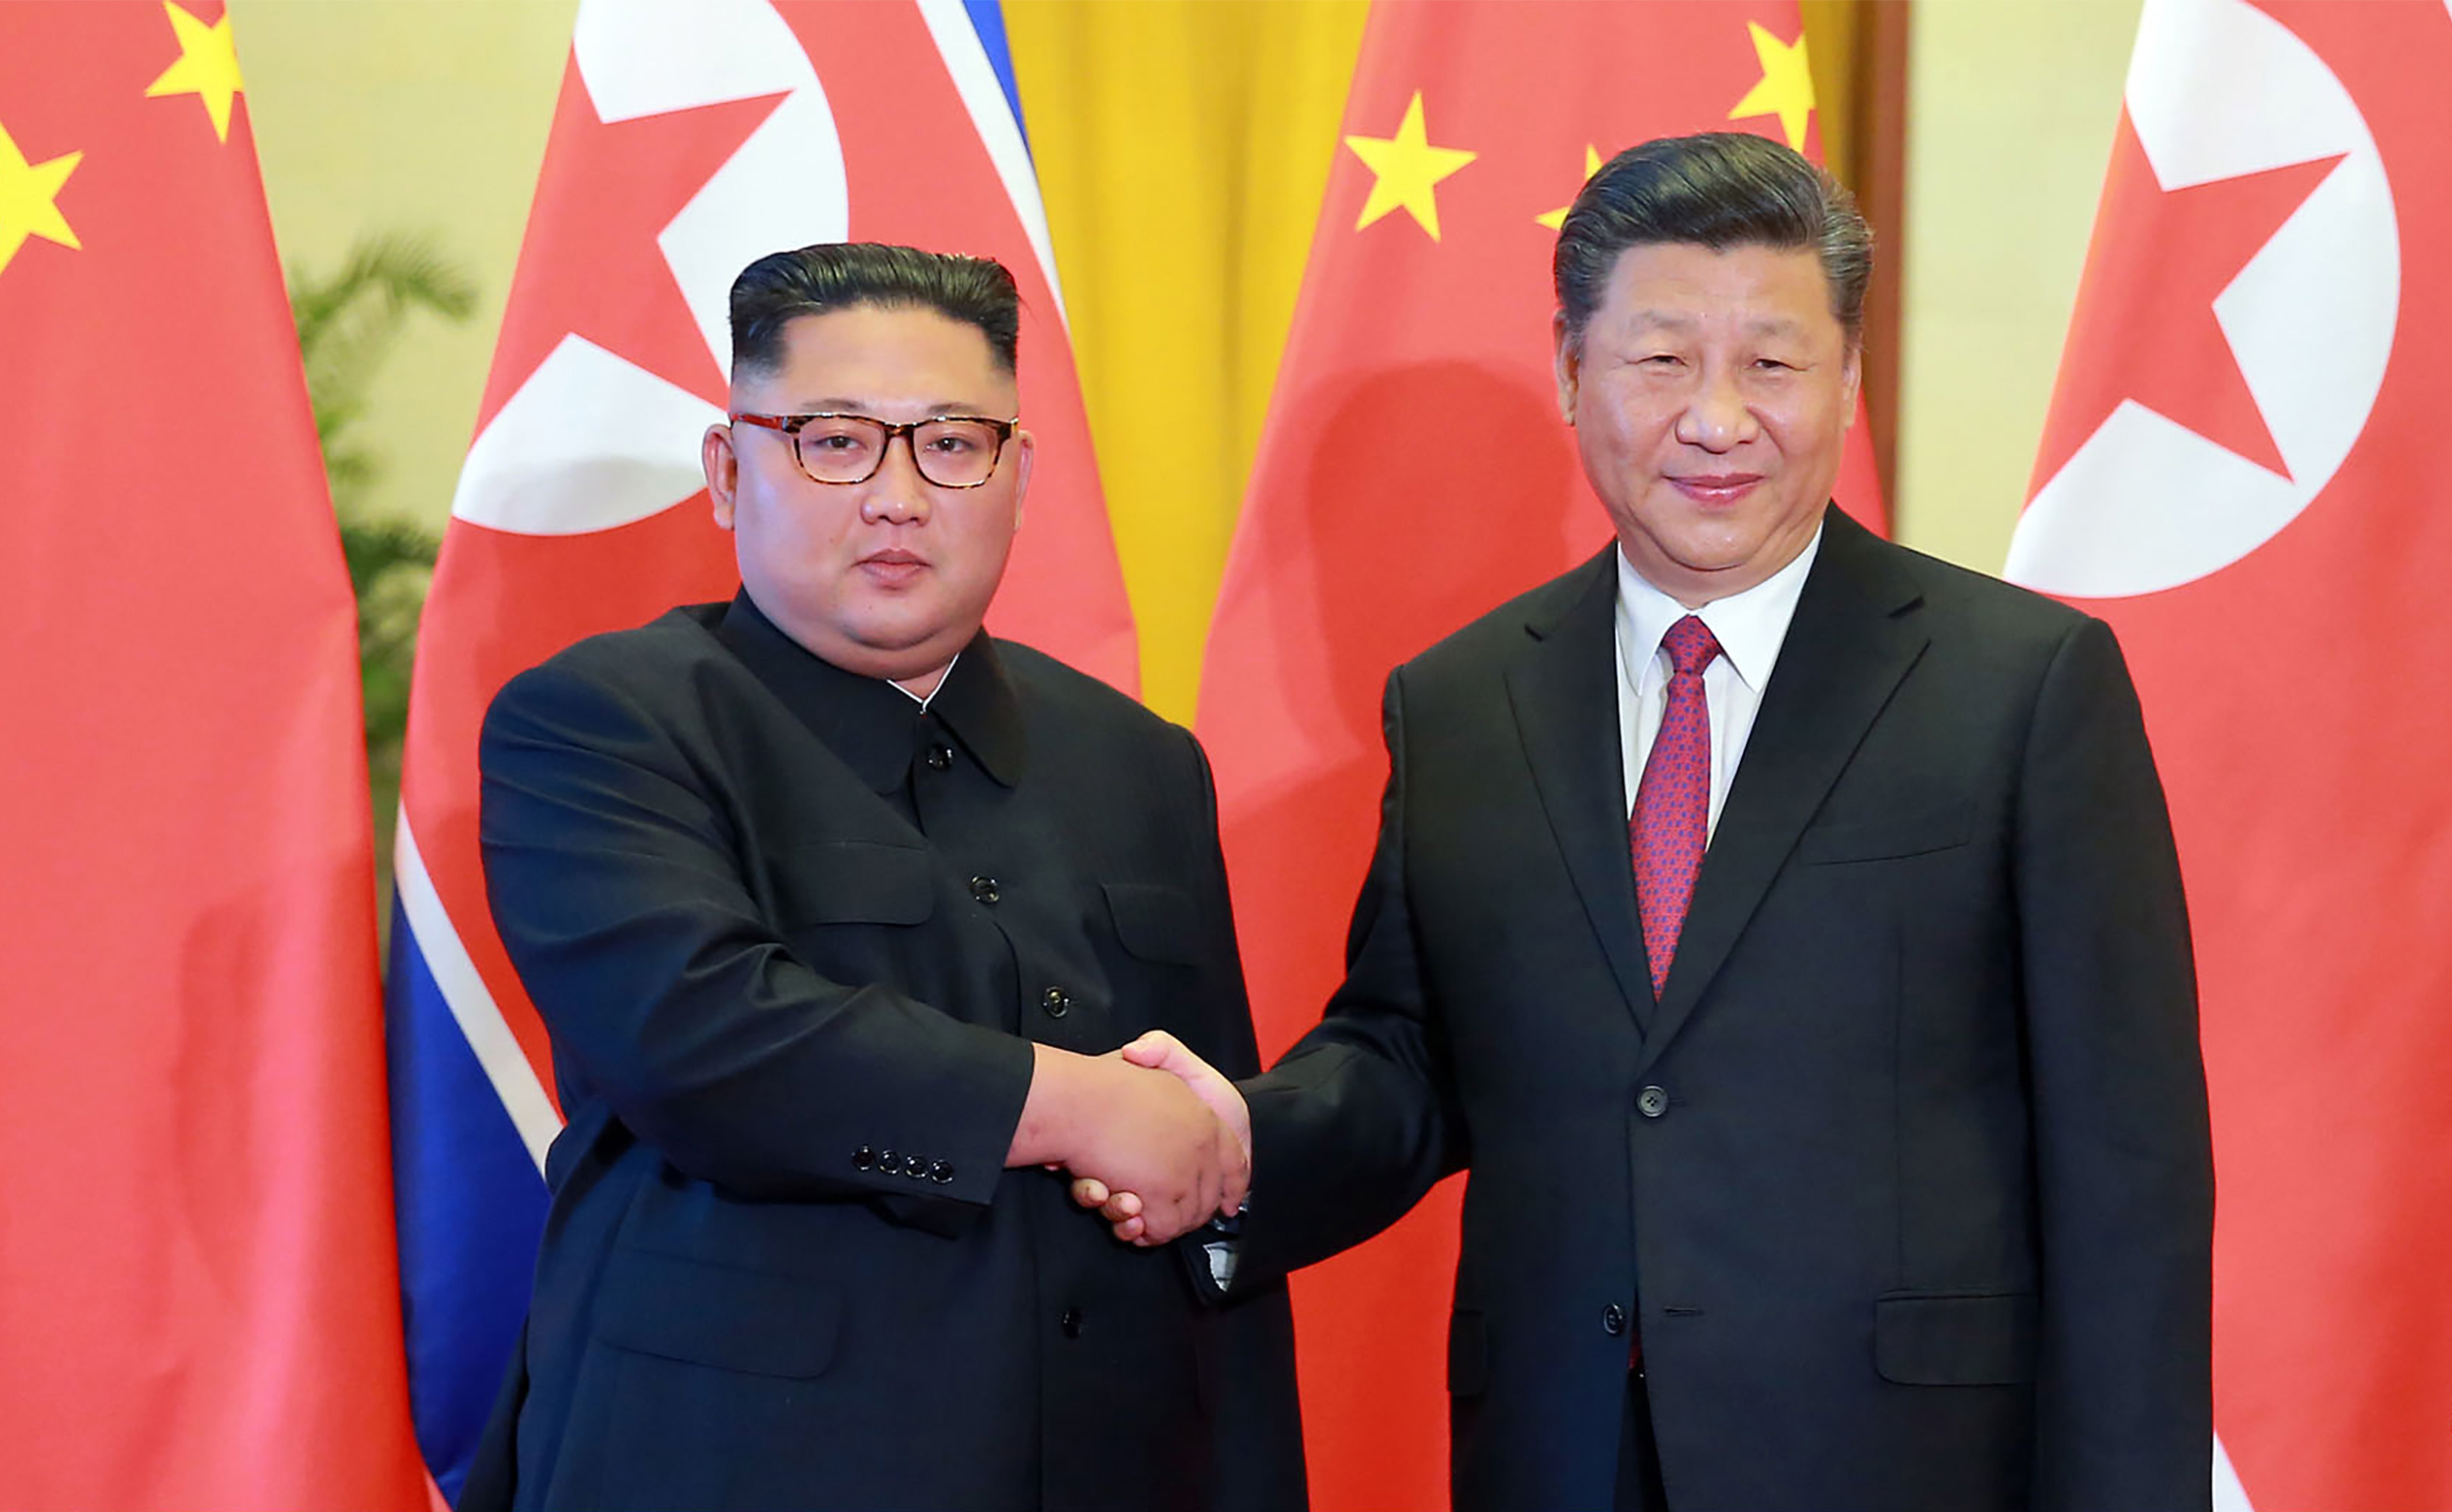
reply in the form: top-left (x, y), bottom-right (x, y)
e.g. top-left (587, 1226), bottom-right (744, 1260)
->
top-left (1007, 428), bottom-right (1035, 534)
top-left (703, 423), bottom-right (739, 529)
top-left (1552, 310), bottom-right (1580, 425)
top-left (1841, 338), bottom-right (1865, 418)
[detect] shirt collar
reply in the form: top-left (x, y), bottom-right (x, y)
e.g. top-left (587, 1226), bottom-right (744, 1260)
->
top-left (713, 591), bottom-right (1026, 792)
top-left (1614, 523), bottom-right (1823, 695)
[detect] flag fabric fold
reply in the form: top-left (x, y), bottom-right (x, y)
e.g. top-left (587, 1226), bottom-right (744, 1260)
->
top-left (386, 1), bottom-right (1129, 1495)
top-left (0, 3), bottom-right (426, 1506)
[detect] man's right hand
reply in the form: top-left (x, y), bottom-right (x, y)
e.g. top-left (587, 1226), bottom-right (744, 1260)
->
top-left (1007, 1042), bottom-right (1247, 1244)
top-left (1067, 1032), bottom-right (1250, 1245)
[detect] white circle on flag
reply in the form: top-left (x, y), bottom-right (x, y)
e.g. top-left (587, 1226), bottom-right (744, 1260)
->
top-left (2005, 0), bottom-right (2398, 598)
top-left (455, 0), bottom-right (850, 536)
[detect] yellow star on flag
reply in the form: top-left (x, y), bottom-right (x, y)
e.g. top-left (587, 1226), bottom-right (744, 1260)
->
top-left (1537, 145), bottom-right (1606, 231)
top-left (0, 119), bottom-right (82, 278)
top-left (146, 1), bottom-right (246, 143)
top-left (1346, 91), bottom-right (1476, 241)
top-left (1727, 21), bottom-right (1814, 151)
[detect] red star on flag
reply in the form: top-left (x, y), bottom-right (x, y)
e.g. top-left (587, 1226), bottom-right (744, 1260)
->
top-left (2032, 114), bottom-right (2341, 491)
top-left (477, 58), bottom-right (785, 428)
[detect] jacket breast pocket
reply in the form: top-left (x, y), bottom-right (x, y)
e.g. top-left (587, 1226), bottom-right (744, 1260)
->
top-left (776, 840), bottom-right (936, 928)
top-left (1872, 1290), bottom-right (2037, 1386)
top-left (591, 1247), bottom-right (843, 1379)
top-left (1103, 882), bottom-right (1201, 965)
top-left (1796, 801), bottom-right (1974, 865)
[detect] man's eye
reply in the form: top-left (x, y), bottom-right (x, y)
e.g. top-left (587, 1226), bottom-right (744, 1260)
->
top-left (809, 432), bottom-right (864, 451)
top-left (925, 434), bottom-right (977, 454)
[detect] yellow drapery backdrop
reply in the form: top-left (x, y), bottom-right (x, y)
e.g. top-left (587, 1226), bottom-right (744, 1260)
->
top-left (1003, 1), bottom-right (1367, 725)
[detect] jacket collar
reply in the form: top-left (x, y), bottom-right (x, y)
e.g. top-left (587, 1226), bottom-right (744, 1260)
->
top-left (713, 591), bottom-right (1026, 792)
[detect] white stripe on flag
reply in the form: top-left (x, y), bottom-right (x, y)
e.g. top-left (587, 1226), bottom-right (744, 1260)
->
top-left (913, 0), bottom-right (1069, 328)
top-left (393, 812), bottom-right (563, 1173)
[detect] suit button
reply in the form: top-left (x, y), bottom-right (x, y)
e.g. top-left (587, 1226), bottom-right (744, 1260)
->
top-left (924, 743), bottom-right (953, 772)
top-left (1603, 1303), bottom-right (1627, 1336)
top-left (879, 1149), bottom-right (902, 1175)
top-left (852, 1145), bottom-right (875, 1171)
top-left (1042, 986), bottom-right (1071, 1019)
top-left (931, 1160), bottom-right (954, 1184)
top-left (1637, 1085), bottom-right (1670, 1119)
top-left (970, 876), bottom-right (1000, 904)
top-left (1060, 1307), bottom-right (1084, 1338)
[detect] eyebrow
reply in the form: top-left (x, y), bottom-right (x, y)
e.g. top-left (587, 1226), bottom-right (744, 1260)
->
top-left (788, 397), bottom-right (999, 416)
top-left (1619, 311), bottom-right (1809, 338)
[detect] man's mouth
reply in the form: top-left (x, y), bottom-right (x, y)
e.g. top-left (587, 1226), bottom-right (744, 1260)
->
top-left (859, 548), bottom-right (928, 583)
top-left (1665, 473), bottom-right (1763, 505)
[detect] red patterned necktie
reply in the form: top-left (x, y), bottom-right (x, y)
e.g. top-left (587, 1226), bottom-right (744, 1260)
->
top-left (1631, 615), bottom-right (1722, 998)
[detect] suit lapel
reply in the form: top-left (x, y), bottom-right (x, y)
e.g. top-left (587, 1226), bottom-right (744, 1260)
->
top-left (1505, 549), bottom-right (1657, 1031)
top-left (1634, 511), bottom-right (1929, 1078)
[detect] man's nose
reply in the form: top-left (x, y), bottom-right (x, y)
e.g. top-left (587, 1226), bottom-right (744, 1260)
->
top-left (861, 433), bottom-right (933, 524)
top-left (1675, 369), bottom-right (1757, 451)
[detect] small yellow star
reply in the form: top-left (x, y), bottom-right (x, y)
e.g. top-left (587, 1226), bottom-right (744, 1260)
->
top-left (1727, 21), bottom-right (1814, 152)
top-left (0, 119), bottom-right (81, 278)
top-left (1346, 91), bottom-right (1476, 241)
top-left (146, 2), bottom-right (245, 143)
top-left (1537, 145), bottom-right (1606, 231)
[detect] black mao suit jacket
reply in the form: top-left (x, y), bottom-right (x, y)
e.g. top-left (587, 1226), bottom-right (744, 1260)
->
top-left (467, 594), bottom-right (1304, 1512)
top-left (1235, 509), bottom-right (2214, 1511)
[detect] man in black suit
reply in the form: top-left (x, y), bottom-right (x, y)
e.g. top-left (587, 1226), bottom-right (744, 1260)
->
top-left (469, 242), bottom-right (1304, 1511)
top-left (1090, 133), bottom-right (2213, 1511)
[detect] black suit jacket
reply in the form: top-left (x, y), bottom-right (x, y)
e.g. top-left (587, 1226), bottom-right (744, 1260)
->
top-left (467, 594), bottom-right (1304, 1512)
top-left (1236, 510), bottom-right (2213, 1511)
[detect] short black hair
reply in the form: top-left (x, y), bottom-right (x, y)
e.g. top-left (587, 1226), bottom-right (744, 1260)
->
top-left (1554, 132), bottom-right (1871, 353)
top-left (727, 241), bottom-right (1021, 378)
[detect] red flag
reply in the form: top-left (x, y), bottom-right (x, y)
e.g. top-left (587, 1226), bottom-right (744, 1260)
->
top-left (0, 3), bottom-right (426, 1506)
top-left (2014, 2), bottom-right (2452, 1507)
top-left (385, 2), bottom-right (1131, 1491)
top-left (1197, 5), bottom-right (1882, 1506)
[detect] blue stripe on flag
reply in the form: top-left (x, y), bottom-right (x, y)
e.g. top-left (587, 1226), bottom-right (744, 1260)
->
top-left (386, 897), bottom-right (550, 1504)
top-left (962, 0), bottom-right (1029, 151)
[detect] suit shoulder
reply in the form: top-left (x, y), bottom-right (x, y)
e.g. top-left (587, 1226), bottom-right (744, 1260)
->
top-left (993, 639), bottom-right (1193, 752)
top-left (1875, 535), bottom-right (2098, 644)
top-left (487, 605), bottom-right (730, 730)
top-left (1399, 555), bottom-right (1607, 685)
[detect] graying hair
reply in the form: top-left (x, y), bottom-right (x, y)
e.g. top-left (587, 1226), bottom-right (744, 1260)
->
top-left (1554, 132), bottom-right (1872, 353)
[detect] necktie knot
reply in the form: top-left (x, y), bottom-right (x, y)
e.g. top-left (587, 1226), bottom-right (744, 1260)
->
top-left (1661, 615), bottom-right (1722, 679)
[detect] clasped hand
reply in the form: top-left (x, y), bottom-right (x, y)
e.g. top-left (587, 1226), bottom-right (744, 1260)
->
top-left (1010, 1033), bottom-right (1249, 1246)
top-left (1066, 1032), bottom-right (1248, 1247)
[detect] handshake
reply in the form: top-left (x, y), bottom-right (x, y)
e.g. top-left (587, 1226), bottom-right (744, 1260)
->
top-left (1008, 1032), bottom-right (1248, 1247)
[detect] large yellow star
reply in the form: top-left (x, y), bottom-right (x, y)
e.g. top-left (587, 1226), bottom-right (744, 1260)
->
top-left (146, 1), bottom-right (245, 143)
top-left (1346, 91), bottom-right (1476, 241)
top-left (0, 119), bottom-right (81, 278)
top-left (1537, 145), bottom-right (1606, 231)
top-left (1727, 21), bottom-right (1814, 152)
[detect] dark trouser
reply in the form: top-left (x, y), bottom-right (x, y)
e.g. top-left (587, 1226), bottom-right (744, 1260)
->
top-left (1614, 1365), bottom-right (1667, 1512)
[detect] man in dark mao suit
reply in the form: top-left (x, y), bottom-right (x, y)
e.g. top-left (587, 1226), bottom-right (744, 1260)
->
top-left (465, 243), bottom-right (1304, 1512)
top-left (1091, 134), bottom-right (2213, 1512)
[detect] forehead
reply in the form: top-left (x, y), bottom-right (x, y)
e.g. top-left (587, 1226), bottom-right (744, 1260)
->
top-left (1590, 240), bottom-right (1838, 337)
top-left (748, 303), bottom-right (1012, 406)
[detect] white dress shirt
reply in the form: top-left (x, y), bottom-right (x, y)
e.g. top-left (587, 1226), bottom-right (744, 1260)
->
top-left (1613, 527), bottom-right (1822, 839)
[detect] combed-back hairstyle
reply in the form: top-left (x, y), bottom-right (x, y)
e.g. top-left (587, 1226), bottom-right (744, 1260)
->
top-left (1553, 131), bottom-right (1872, 354)
top-left (728, 241), bottom-right (1021, 378)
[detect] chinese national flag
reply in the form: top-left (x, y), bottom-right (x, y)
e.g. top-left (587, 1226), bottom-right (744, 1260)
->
top-left (2013, 2), bottom-right (2452, 1508)
top-left (0, 3), bottom-right (427, 1508)
top-left (1196, 5), bottom-right (1882, 1507)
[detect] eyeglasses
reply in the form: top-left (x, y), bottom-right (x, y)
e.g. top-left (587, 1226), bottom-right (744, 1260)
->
top-left (730, 412), bottom-right (1017, 489)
